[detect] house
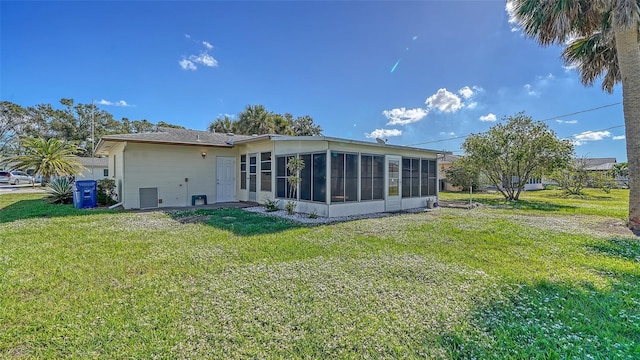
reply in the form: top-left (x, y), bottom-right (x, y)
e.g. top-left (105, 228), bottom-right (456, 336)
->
top-left (75, 157), bottom-right (109, 181)
top-left (582, 157), bottom-right (617, 172)
top-left (95, 127), bottom-right (449, 217)
top-left (438, 153), bottom-right (544, 191)
top-left (437, 154), bottom-right (461, 191)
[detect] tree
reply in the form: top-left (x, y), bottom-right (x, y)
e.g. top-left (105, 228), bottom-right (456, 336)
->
top-left (0, 101), bottom-right (28, 154)
top-left (292, 115), bottom-right (323, 136)
top-left (208, 105), bottom-right (323, 136)
top-left (444, 158), bottom-right (482, 192)
top-left (550, 157), bottom-right (594, 195)
top-left (461, 112), bottom-right (573, 201)
top-left (3, 137), bottom-right (84, 183)
top-left (208, 115), bottom-right (237, 134)
top-left (510, 0), bottom-right (640, 228)
top-left (285, 156), bottom-right (305, 215)
top-left (611, 162), bottom-right (629, 187)
top-left (237, 105), bottom-right (271, 135)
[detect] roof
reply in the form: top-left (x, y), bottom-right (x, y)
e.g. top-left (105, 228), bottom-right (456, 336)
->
top-left (578, 158), bottom-right (617, 171)
top-left (75, 157), bottom-right (108, 167)
top-left (96, 127), bottom-right (254, 155)
top-left (96, 127), bottom-right (452, 155)
top-left (233, 134), bottom-right (451, 154)
top-left (438, 154), bottom-right (460, 163)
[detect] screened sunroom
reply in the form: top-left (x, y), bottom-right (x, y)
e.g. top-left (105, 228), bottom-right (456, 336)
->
top-left (235, 135), bottom-right (446, 218)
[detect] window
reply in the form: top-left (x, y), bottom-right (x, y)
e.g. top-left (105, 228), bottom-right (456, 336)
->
top-left (312, 153), bottom-right (326, 202)
top-left (278, 153), bottom-right (326, 202)
top-left (103, 169), bottom-right (108, 177)
top-left (276, 155), bottom-right (296, 199)
top-left (361, 154), bottom-right (384, 200)
top-left (402, 158), bottom-right (420, 198)
top-left (240, 155), bottom-right (247, 190)
top-left (420, 159), bottom-right (437, 196)
top-left (331, 152), bottom-right (358, 202)
top-left (260, 152), bottom-right (271, 191)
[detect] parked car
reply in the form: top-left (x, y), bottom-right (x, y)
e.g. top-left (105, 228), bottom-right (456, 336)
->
top-left (0, 170), bottom-right (35, 185)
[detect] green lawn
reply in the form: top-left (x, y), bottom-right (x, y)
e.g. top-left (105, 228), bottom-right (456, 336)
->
top-left (1, 190), bottom-right (639, 358)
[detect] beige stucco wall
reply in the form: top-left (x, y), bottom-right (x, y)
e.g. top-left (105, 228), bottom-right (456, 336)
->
top-left (76, 167), bottom-right (109, 181)
top-left (117, 142), bottom-right (236, 209)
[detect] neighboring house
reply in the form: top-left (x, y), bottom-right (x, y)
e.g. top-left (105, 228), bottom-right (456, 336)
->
top-left (75, 157), bottom-right (109, 181)
top-left (95, 127), bottom-right (449, 217)
top-left (1, 157), bottom-right (108, 182)
top-left (582, 158), bottom-right (617, 172)
top-left (437, 154), bottom-right (462, 191)
top-left (438, 154), bottom-right (544, 191)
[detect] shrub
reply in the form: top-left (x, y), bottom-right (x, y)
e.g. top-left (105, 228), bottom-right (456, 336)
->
top-left (97, 178), bottom-right (117, 205)
top-left (308, 210), bottom-right (318, 219)
top-left (46, 178), bottom-right (74, 204)
top-left (263, 199), bottom-right (280, 212)
top-left (285, 201), bottom-right (296, 215)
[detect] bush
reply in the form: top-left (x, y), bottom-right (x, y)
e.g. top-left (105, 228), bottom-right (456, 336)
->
top-left (97, 178), bottom-right (117, 205)
top-left (285, 201), bottom-right (296, 215)
top-left (46, 178), bottom-right (74, 204)
top-left (263, 199), bottom-right (280, 212)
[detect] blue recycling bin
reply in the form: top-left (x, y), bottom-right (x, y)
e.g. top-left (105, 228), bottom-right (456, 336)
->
top-left (73, 180), bottom-right (97, 209)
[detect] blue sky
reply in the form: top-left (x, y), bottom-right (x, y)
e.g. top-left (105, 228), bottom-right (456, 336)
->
top-left (0, 1), bottom-right (627, 161)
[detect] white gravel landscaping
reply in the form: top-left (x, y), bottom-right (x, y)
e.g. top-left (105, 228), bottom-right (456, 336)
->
top-left (243, 205), bottom-right (436, 224)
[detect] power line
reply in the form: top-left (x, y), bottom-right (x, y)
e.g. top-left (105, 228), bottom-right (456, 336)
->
top-left (406, 101), bottom-right (623, 147)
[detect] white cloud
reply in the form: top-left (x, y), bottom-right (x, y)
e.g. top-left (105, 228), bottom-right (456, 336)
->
top-left (425, 88), bottom-right (463, 113)
top-left (382, 107), bottom-right (428, 125)
top-left (180, 37), bottom-right (218, 70)
top-left (365, 129), bottom-right (402, 139)
top-left (467, 101), bottom-right (478, 109)
top-left (97, 99), bottom-right (133, 107)
top-left (190, 52), bottom-right (218, 67)
top-left (179, 59), bottom-right (197, 70)
top-left (505, 1), bottom-right (520, 32)
top-left (479, 113), bottom-right (497, 122)
top-left (524, 83), bottom-right (537, 96)
top-left (458, 86), bottom-right (474, 99)
top-left (613, 135), bottom-right (626, 140)
top-left (563, 62), bottom-right (579, 71)
top-left (439, 131), bottom-right (455, 136)
top-left (574, 130), bottom-right (611, 142)
top-left (556, 119), bottom-right (578, 124)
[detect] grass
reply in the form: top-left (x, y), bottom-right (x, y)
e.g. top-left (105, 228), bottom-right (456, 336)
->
top-left (1, 189), bottom-right (639, 358)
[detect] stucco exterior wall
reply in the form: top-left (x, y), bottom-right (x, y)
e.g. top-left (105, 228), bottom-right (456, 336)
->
top-left (120, 143), bottom-right (236, 209)
top-left (76, 167), bottom-right (109, 181)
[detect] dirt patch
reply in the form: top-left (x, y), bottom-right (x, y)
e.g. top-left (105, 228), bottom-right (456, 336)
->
top-left (175, 215), bottom-right (211, 224)
top-left (437, 200), bottom-right (482, 209)
top-left (590, 219), bottom-right (636, 237)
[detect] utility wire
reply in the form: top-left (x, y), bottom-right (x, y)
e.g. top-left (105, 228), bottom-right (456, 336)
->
top-left (406, 101), bottom-right (623, 147)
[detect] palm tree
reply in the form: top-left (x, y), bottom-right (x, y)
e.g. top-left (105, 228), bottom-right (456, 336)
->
top-left (208, 115), bottom-right (236, 134)
top-left (237, 105), bottom-right (272, 135)
top-left (3, 137), bottom-right (84, 183)
top-left (510, 0), bottom-right (640, 230)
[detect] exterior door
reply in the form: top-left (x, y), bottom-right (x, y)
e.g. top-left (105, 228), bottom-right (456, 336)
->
top-left (385, 156), bottom-right (401, 212)
top-left (216, 157), bottom-right (236, 202)
top-left (248, 154), bottom-right (257, 201)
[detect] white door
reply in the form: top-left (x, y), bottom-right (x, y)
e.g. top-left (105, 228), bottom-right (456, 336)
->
top-left (385, 156), bottom-right (401, 212)
top-left (216, 157), bottom-right (236, 202)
